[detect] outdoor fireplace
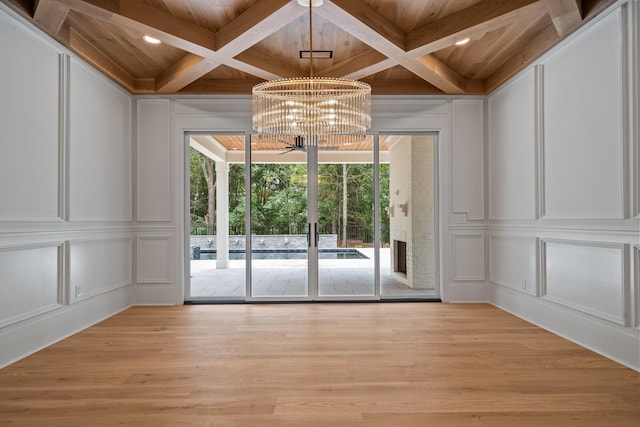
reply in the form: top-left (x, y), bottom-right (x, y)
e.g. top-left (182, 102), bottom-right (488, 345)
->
top-left (394, 240), bottom-right (407, 275)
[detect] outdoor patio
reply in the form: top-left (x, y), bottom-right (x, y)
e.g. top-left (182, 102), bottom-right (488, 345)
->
top-left (189, 248), bottom-right (436, 298)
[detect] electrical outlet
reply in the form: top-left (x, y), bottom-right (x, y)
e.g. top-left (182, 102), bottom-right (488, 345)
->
top-left (75, 285), bottom-right (81, 298)
top-left (521, 276), bottom-right (526, 289)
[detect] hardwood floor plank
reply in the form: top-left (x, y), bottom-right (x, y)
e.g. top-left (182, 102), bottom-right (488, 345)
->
top-left (0, 303), bottom-right (638, 425)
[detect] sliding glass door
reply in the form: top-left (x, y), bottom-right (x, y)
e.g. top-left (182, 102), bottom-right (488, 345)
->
top-left (250, 136), bottom-right (309, 298)
top-left (317, 143), bottom-right (375, 298)
top-left (186, 132), bottom-right (439, 302)
top-left (187, 134), bottom-right (246, 300)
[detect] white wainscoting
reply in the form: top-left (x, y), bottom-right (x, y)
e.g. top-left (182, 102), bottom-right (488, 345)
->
top-left (632, 0), bottom-right (640, 219)
top-left (542, 9), bottom-right (625, 219)
top-left (137, 99), bottom-right (172, 222)
top-left (69, 237), bottom-right (133, 303)
top-left (68, 59), bottom-right (132, 221)
top-left (0, 11), bottom-right (62, 222)
top-left (451, 233), bottom-right (485, 282)
top-left (488, 69), bottom-right (537, 220)
top-left (634, 245), bottom-right (640, 330)
top-left (451, 99), bottom-right (484, 221)
top-left (542, 239), bottom-right (627, 326)
top-left (489, 235), bottom-right (538, 296)
top-left (136, 236), bottom-right (173, 284)
top-left (0, 242), bottom-right (63, 328)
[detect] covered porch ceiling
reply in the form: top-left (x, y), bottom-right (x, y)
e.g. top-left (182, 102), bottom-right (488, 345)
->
top-left (190, 134), bottom-right (399, 163)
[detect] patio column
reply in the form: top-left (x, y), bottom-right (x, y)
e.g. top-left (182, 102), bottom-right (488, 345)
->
top-left (216, 160), bottom-right (229, 269)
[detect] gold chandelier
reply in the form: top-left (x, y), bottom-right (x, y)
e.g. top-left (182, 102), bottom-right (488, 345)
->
top-left (252, 0), bottom-right (371, 146)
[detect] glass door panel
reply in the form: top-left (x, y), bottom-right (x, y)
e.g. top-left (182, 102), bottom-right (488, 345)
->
top-left (250, 136), bottom-right (309, 298)
top-left (379, 134), bottom-right (438, 298)
top-left (317, 139), bottom-right (375, 297)
top-left (188, 135), bottom-right (246, 300)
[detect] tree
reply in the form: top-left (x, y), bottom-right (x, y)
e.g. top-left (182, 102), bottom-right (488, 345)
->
top-left (190, 156), bottom-right (387, 243)
top-left (342, 163), bottom-right (350, 247)
top-left (201, 157), bottom-right (216, 235)
top-left (190, 149), bottom-right (208, 234)
top-left (228, 163), bottom-right (246, 234)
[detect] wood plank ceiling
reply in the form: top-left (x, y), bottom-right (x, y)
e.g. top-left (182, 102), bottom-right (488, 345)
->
top-left (4, 0), bottom-right (615, 95)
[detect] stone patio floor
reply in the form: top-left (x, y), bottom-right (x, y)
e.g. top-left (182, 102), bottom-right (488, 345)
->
top-left (189, 248), bottom-right (436, 299)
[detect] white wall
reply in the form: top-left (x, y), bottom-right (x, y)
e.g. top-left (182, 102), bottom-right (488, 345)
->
top-left (0, 5), bottom-right (134, 368)
top-left (487, 1), bottom-right (640, 370)
top-left (134, 96), bottom-right (487, 305)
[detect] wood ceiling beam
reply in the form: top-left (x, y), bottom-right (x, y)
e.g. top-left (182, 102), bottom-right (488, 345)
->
top-left (316, 1), bottom-right (466, 93)
top-left (34, 0), bottom-right (70, 34)
top-left (471, 14), bottom-right (548, 79)
top-left (68, 26), bottom-right (136, 91)
top-left (485, 19), bottom-right (558, 92)
top-left (234, 50), bottom-right (303, 79)
top-left (224, 57), bottom-right (282, 81)
top-left (406, 0), bottom-right (546, 55)
top-left (211, 0), bottom-right (308, 80)
top-left (155, 54), bottom-right (219, 93)
top-left (341, 58), bottom-right (396, 80)
top-left (134, 78), bottom-right (155, 93)
top-left (321, 49), bottom-right (388, 78)
top-left (541, 0), bottom-right (582, 36)
top-left (327, 0), bottom-right (405, 50)
top-left (57, 0), bottom-right (217, 57)
top-left (414, 54), bottom-right (468, 94)
top-left (215, 0), bottom-right (305, 54)
top-left (118, 0), bottom-right (217, 52)
top-left (178, 78), bottom-right (266, 95)
top-left (361, 79), bottom-right (443, 95)
top-left (56, 0), bottom-right (303, 91)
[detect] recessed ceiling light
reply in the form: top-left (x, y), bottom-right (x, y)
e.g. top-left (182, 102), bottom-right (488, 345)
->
top-left (455, 38), bottom-right (470, 46)
top-left (143, 35), bottom-right (161, 44)
top-left (297, 0), bottom-right (323, 6)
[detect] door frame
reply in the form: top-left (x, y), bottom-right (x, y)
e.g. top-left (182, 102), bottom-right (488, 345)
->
top-left (377, 131), bottom-right (441, 301)
top-left (184, 130), bottom-right (441, 302)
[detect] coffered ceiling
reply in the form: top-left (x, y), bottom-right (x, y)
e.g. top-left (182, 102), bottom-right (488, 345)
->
top-left (3, 0), bottom-right (614, 95)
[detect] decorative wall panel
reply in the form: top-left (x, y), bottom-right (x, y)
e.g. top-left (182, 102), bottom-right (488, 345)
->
top-left (542, 10), bottom-right (624, 219)
top-left (451, 100), bottom-right (484, 221)
top-left (490, 235), bottom-right (538, 296)
top-left (488, 70), bottom-right (537, 220)
top-left (137, 236), bottom-right (173, 284)
top-left (69, 60), bottom-right (132, 221)
top-left (69, 238), bottom-right (132, 302)
top-left (543, 240), bottom-right (626, 325)
top-left (634, 246), bottom-right (640, 330)
top-left (0, 15), bottom-right (61, 221)
top-left (0, 243), bottom-right (62, 327)
top-left (137, 99), bottom-right (172, 222)
top-left (451, 234), bottom-right (485, 281)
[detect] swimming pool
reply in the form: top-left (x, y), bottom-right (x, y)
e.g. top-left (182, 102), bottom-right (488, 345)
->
top-left (197, 248), bottom-right (368, 260)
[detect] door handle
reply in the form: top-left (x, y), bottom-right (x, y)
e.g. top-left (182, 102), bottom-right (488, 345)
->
top-left (315, 223), bottom-right (319, 247)
top-left (307, 223), bottom-right (311, 248)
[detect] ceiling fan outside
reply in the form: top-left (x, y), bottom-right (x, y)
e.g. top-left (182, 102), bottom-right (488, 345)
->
top-left (278, 136), bottom-right (338, 154)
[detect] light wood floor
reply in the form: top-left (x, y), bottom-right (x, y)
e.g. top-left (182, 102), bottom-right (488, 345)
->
top-left (1, 303), bottom-right (638, 426)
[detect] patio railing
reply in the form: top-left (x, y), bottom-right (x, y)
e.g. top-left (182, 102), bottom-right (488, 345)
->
top-left (191, 223), bottom-right (390, 247)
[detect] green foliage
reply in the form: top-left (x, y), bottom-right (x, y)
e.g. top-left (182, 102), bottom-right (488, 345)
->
top-left (189, 150), bottom-right (391, 244)
top-left (251, 163), bottom-right (307, 233)
top-left (228, 164), bottom-right (246, 233)
top-left (190, 148), bottom-right (208, 233)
